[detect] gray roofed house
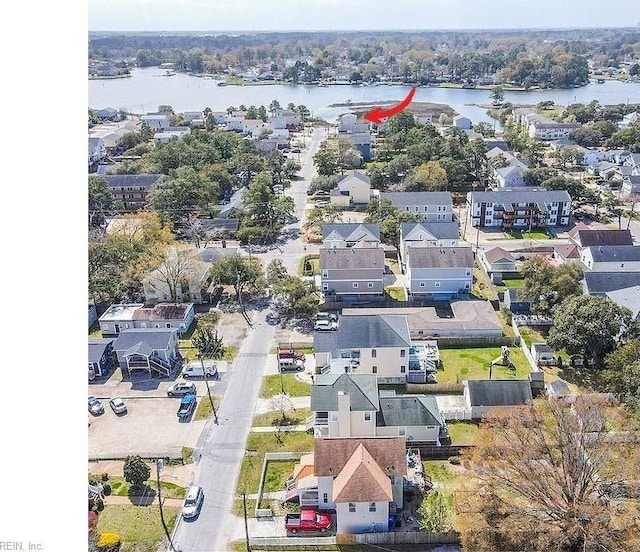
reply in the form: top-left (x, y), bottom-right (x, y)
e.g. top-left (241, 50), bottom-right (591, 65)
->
top-left (112, 328), bottom-right (179, 376)
top-left (568, 225), bottom-right (633, 248)
top-left (322, 223), bottom-right (380, 248)
top-left (464, 379), bottom-right (533, 419)
top-left (399, 222), bottom-right (460, 265)
top-left (319, 247), bottom-right (385, 299)
top-left (581, 245), bottom-right (640, 272)
top-left (407, 246), bottom-right (473, 269)
top-left (198, 218), bottom-right (240, 234)
top-left (406, 246), bottom-right (473, 297)
top-left (197, 246), bottom-right (239, 263)
top-left (623, 174), bottom-right (640, 195)
top-left (88, 338), bottom-right (115, 378)
top-left (583, 272), bottom-right (640, 295)
top-left (606, 286), bottom-right (640, 321)
top-left (89, 173), bottom-right (164, 211)
top-left (310, 374), bottom-right (379, 412)
top-left (380, 192), bottom-right (453, 222)
top-left (320, 247), bottom-right (384, 270)
top-left (376, 395), bottom-right (443, 428)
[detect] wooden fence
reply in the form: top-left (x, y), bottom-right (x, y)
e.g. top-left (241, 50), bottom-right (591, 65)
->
top-left (337, 530), bottom-right (460, 546)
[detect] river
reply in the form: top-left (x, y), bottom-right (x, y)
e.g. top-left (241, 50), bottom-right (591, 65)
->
top-left (89, 67), bottom-right (640, 126)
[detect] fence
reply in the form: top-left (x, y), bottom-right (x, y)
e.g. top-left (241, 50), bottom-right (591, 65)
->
top-left (250, 536), bottom-right (336, 550)
top-left (406, 382), bottom-right (464, 395)
top-left (277, 342), bottom-right (313, 351)
top-left (511, 319), bottom-right (539, 372)
top-left (337, 530), bottom-right (460, 546)
top-left (255, 452), bottom-right (304, 518)
top-left (430, 336), bottom-right (519, 348)
top-left (88, 448), bottom-right (183, 462)
top-left (408, 444), bottom-right (470, 459)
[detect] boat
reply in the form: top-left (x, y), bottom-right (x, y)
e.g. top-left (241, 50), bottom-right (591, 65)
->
top-left (217, 81), bottom-right (227, 87)
top-left (596, 78), bottom-right (605, 84)
top-left (164, 70), bottom-right (176, 77)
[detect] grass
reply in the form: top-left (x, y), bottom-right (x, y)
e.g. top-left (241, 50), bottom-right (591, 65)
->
top-left (496, 278), bottom-right (525, 289)
top-left (232, 498), bottom-right (258, 518)
top-left (181, 447), bottom-right (194, 464)
top-left (237, 431), bottom-right (314, 494)
top-left (438, 346), bottom-right (530, 383)
top-left (518, 326), bottom-right (547, 349)
top-left (385, 286), bottom-right (407, 301)
top-left (472, 264), bottom-right (498, 301)
top-left (446, 421), bottom-right (479, 445)
top-left (252, 407), bottom-right (311, 427)
top-left (422, 460), bottom-right (463, 491)
top-left (505, 229), bottom-right (550, 240)
top-left (386, 259), bottom-right (402, 274)
top-left (89, 325), bottom-right (102, 338)
top-left (260, 375), bottom-right (311, 398)
top-left (298, 254), bottom-right (320, 276)
top-left (90, 475), bottom-right (187, 499)
top-left (194, 395), bottom-right (221, 421)
top-left (95, 504), bottom-right (179, 552)
top-left (263, 459), bottom-right (298, 492)
top-left (178, 346), bottom-right (238, 362)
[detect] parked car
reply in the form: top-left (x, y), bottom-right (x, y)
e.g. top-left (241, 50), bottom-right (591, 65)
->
top-left (279, 358), bottom-right (305, 372)
top-left (316, 311), bottom-right (338, 322)
top-left (182, 362), bottom-right (218, 379)
top-left (181, 485), bottom-right (204, 519)
top-left (109, 397), bottom-right (127, 414)
top-left (314, 200), bottom-right (330, 208)
top-left (285, 508), bottom-right (331, 534)
top-left (88, 396), bottom-right (105, 416)
top-left (314, 319), bottom-right (338, 331)
top-left (314, 190), bottom-right (330, 196)
top-left (278, 348), bottom-right (305, 360)
top-left (177, 394), bottom-right (197, 420)
top-left (292, 148), bottom-right (301, 153)
top-left (167, 381), bottom-right (197, 397)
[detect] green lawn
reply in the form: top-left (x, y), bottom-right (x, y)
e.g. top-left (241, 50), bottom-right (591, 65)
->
top-left (194, 395), bottom-right (221, 421)
top-left (260, 375), bottom-right (311, 398)
top-left (518, 326), bottom-right (547, 349)
top-left (497, 278), bottom-right (525, 289)
top-left (89, 475), bottom-right (187, 499)
top-left (95, 504), bottom-right (179, 552)
top-left (237, 431), bottom-right (314, 494)
top-left (385, 286), bottom-right (407, 301)
top-left (298, 255), bottom-right (320, 276)
top-left (422, 460), bottom-right (462, 490)
top-left (505, 229), bottom-right (550, 240)
top-left (438, 346), bottom-right (530, 383)
top-left (263, 459), bottom-right (298, 492)
top-left (446, 421), bottom-right (479, 445)
top-left (252, 407), bottom-right (311, 427)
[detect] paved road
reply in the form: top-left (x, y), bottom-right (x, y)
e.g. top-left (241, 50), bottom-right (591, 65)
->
top-left (171, 129), bottom-right (325, 551)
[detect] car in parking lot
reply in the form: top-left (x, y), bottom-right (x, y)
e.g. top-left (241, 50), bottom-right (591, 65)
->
top-left (88, 396), bottom-right (105, 416)
top-left (314, 200), bottom-right (330, 208)
top-left (182, 485), bottom-right (204, 519)
top-left (109, 397), bottom-right (127, 414)
top-left (177, 394), bottom-right (197, 420)
top-left (314, 319), bottom-right (338, 331)
top-left (291, 147), bottom-right (301, 153)
top-left (167, 381), bottom-right (197, 397)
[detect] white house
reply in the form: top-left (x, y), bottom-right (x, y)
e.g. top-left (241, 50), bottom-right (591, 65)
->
top-left (453, 115), bottom-right (472, 130)
top-left (270, 108), bottom-right (301, 129)
top-left (478, 247), bottom-right (517, 273)
top-left (88, 137), bottom-right (106, 167)
top-left (485, 147), bottom-right (529, 188)
top-left (405, 246), bottom-right (473, 298)
top-left (399, 222), bottom-right (460, 267)
top-left (580, 246), bottom-right (640, 272)
top-left (154, 126), bottom-right (191, 144)
top-left (322, 223), bottom-right (380, 249)
top-left (140, 113), bottom-right (171, 130)
top-left (379, 192), bottom-right (453, 222)
top-left (619, 112), bottom-right (640, 129)
top-left (330, 170), bottom-right (371, 206)
top-left (99, 303), bottom-right (195, 336)
top-left (242, 119), bottom-right (271, 138)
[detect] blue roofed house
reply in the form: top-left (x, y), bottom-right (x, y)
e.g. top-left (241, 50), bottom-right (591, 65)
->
top-left (112, 328), bottom-right (179, 377)
top-left (88, 339), bottom-right (115, 379)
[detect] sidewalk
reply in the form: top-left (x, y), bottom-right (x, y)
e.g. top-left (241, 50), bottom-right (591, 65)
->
top-left (103, 495), bottom-right (184, 507)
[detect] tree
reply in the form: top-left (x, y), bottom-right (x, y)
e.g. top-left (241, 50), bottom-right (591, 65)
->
top-left (192, 325), bottom-right (224, 424)
top-left (418, 491), bottom-right (454, 532)
top-left (210, 255), bottom-right (264, 303)
top-left (365, 198), bottom-right (419, 250)
top-left (269, 393), bottom-right (295, 423)
top-left (265, 259), bottom-right (289, 287)
top-left (547, 295), bottom-right (633, 363)
top-left (520, 256), bottom-right (583, 315)
top-left (89, 177), bottom-right (122, 228)
top-left (271, 276), bottom-right (319, 320)
top-left (489, 85), bottom-right (505, 106)
top-left (147, 167), bottom-right (215, 222)
top-left (146, 248), bottom-right (198, 303)
top-left (604, 339), bottom-right (640, 417)
top-left (123, 455), bottom-right (150, 489)
top-left (404, 160), bottom-right (448, 191)
top-left (461, 397), bottom-right (640, 552)
top-left (242, 172), bottom-right (294, 242)
top-left (313, 142), bottom-right (339, 176)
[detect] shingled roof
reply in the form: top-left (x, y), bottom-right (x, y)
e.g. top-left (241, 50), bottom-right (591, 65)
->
top-left (569, 226), bottom-right (633, 247)
top-left (407, 246), bottom-right (473, 269)
top-left (313, 315), bottom-right (411, 353)
top-left (331, 444), bottom-right (393, 503)
top-left (320, 247), bottom-right (384, 270)
top-left (310, 374), bottom-right (379, 412)
top-left (376, 395), bottom-right (443, 428)
top-left (314, 437), bottom-right (406, 477)
top-left (466, 379), bottom-right (532, 407)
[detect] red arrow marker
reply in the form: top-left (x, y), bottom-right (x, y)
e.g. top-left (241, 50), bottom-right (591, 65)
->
top-left (363, 87), bottom-right (417, 124)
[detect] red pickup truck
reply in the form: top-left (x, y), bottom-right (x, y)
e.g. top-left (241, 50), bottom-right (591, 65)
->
top-left (285, 509), bottom-right (331, 534)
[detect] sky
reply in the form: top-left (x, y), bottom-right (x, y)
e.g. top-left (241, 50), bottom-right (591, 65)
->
top-left (88, 0), bottom-right (640, 31)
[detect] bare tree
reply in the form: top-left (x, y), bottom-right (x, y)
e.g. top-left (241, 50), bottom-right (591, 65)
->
top-left (148, 248), bottom-right (198, 303)
top-left (268, 393), bottom-right (294, 423)
top-left (460, 397), bottom-right (640, 552)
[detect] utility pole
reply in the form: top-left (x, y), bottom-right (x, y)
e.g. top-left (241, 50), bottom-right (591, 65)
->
top-left (243, 492), bottom-right (251, 552)
top-left (200, 352), bottom-right (218, 425)
top-left (156, 459), bottom-right (179, 552)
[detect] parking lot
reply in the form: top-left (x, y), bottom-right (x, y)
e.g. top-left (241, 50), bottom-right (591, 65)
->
top-left (88, 364), bottom-right (229, 459)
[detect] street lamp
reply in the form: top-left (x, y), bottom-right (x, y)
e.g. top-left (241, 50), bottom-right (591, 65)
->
top-left (156, 459), bottom-right (179, 552)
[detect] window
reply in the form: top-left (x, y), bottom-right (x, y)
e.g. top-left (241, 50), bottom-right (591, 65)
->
top-left (398, 427), bottom-right (406, 436)
top-left (371, 349), bottom-right (377, 358)
top-left (352, 282), bottom-right (359, 289)
top-left (367, 282), bottom-right (373, 288)
top-left (400, 349), bottom-right (406, 358)
top-left (349, 503), bottom-right (356, 513)
top-left (364, 413), bottom-right (371, 421)
top-left (166, 323), bottom-right (171, 328)
top-left (466, 269), bottom-right (471, 276)
top-left (369, 502), bottom-right (377, 512)
top-left (420, 282), bottom-right (426, 288)
top-left (400, 365), bottom-right (406, 373)
top-left (322, 270), bottom-right (328, 278)
top-left (323, 493), bottom-right (328, 504)
top-left (372, 365), bottom-right (377, 374)
top-left (322, 283), bottom-right (329, 291)
top-left (435, 282), bottom-right (441, 288)
top-left (465, 282), bottom-right (470, 289)
top-left (424, 206), bottom-right (428, 212)
top-left (330, 412), bottom-right (338, 422)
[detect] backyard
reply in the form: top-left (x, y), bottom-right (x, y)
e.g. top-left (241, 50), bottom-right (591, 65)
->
top-left (505, 229), bottom-right (550, 240)
top-left (446, 421), bottom-right (479, 445)
top-left (260, 374), bottom-right (311, 398)
top-left (438, 346), bottom-right (530, 383)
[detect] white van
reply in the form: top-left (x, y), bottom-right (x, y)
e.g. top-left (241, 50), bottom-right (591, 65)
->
top-left (279, 358), bottom-right (304, 372)
top-left (182, 361), bottom-right (218, 379)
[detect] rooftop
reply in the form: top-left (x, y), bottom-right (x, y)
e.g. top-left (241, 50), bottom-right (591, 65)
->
top-left (376, 395), bottom-right (443, 428)
top-left (310, 374), bottom-right (379, 412)
top-left (468, 188), bottom-right (571, 204)
top-left (99, 304), bottom-right (144, 322)
top-left (331, 444), bottom-right (393, 503)
top-left (407, 246), bottom-right (473, 269)
top-left (319, 247), bottom-right (384, 270)
top-left (380, 191), bottom-right (453, 207)
top-left (314, 437), bottom-right (406, 477)
top-left (466, 379), bottom-right (533, 407)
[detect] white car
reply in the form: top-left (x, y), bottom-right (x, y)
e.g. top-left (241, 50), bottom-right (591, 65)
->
top-left (109, 397), bottom-right (127, 414)
top-left (314, 319), bottom-right (337, 331)
top-left (182, 485), bottom-right (204, 519)
top-left (314, 200), bottom-right (330, 208)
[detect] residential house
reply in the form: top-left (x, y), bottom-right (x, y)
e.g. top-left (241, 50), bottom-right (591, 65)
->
top-left (314, 437), bottom-right (406, 534)
top-left (466, 189), bottom-right (571, 228)
top-left (379, 192), bottom-right (454, 222)
top-left (321, 223), bottom-right (380, 249)
top-left (242, 119), bottom-right (271, 138)
top-left (513, 108), bottom-right (581, 140)
top-left (553, 243), bottom-right (581, 264)
top-left (336, 114), bottom-right (372, 158)
top-left (531, 343), bottom-right (556, 366)
top-left (256, 138), bottom-right (288, 153)
top-left (399, 222), bottom-right (460, 267)
top-left (587, 161), bottom-right (619, 180)
top-left (99, 303), bottom-right (195, 336)
top-left (581, 246), bottom-right (640, 272)
top-left (314, 314), bottom-right (411, 382)
top-left (568, 225), bottom-right (633, 249)
top-left (330, 170), bottom-right (371, 206)
top-left (453, 115), bottom-right (472, 130)
top-left (112, 328), bottom-right (179, 377)
top-left (619, 112), bottom-right (640, 129)
top-left (319, 248), bottom-right (384, 299)
top-left (463, 379), bottom-right (533, 419)
top-left (95, 107), bottom-right (119, 122)
top-left (622, 174), bottom-right (640, 195)
top-left (478, 247), bottom-right (516, 273)
top-left (503, 288), bottom-right (532, 314)
top-left (89, 174), bottom-right (163, 211)
top-left (140, 113), bottom-right (171, 131)
top-left (342, 301), bottom-right (503, 339)
top-left (270, 108), bottom-right (301, 129)
top-left (606, 286), bottom-right (640, 322)
top-left (376, 394), bottom-right (446, 443)
top-left (182, 111), bottom-right (204, 127)
top-left (405, 246), bottom-right (473, 298)
top-left (88, 338), bottom-right (115, 379)
top-left (224, 111), bottom-right (246, 132)
top-left (153, 126), bottom-right (191, 144)
top-left (583, 272), bottom-right (640, 296)
top-left (88, 137), bottom-right (106, 169)
top-left (485, 147), bottom-right (529, 188)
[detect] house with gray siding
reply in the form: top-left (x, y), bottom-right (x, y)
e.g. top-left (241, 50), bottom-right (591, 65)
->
top-left (322, 224), bottom-right (380, 249)
top-left (112, 328), bottom-right (179, 377)
top-left (405, 246), bottom-right (473, 298)
top-left (319, 247), bottom-right (384, 300)
top-left (88, 339), bottom-right (115, 379)
top-left (89, 174), bottom-right (163, 211)
top-left (99, 303), bottom-right (195, 336)
top-left (379, 192), bottom-right (453, 222)
top-left (399, 222), bottom-right (460, 267)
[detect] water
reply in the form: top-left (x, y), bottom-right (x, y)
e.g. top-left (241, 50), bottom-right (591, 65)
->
top-left (89, 67), bottom-right (640, 125)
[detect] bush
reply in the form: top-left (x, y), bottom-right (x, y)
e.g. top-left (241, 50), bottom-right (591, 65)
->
top-left (96, 532), bottom-right (121, 551)
top-left (448, 456), bottom-right (461, 465)
top-left (92, 496), bottom-right (104, 513)
top-left (102, 483), bottom-right (112, 496)
top-left (101, 473), bottom-right (109, 482)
